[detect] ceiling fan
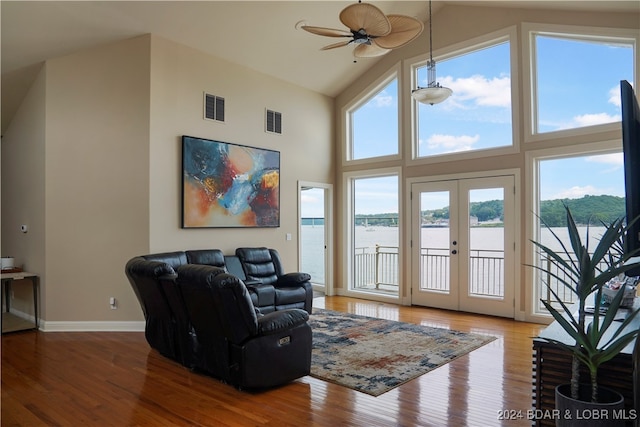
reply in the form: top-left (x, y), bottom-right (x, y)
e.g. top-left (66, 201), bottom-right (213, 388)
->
top-left (301, 1), bottom-right (424, 58)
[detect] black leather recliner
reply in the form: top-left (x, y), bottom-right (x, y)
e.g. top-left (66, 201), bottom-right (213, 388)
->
top-left (177, 264), bottom-right (312, 389)
top-left (236, 247), bottom-right (313, 314)
top-left (125, 254), bottom-right (199, 368)
top-left (185, 249), bottom-right (277, 313)
top-left (125, 248), bottom-right (313, 371)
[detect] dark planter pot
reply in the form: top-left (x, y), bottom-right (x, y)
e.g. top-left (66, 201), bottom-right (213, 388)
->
top-left (555, 384), bottom-right (625, 427)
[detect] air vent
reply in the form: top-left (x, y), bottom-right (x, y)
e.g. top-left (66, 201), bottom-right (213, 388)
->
top-left (266, 109), bottom-right (282, 134)
top-left (204, 93), bottom-right (225, 122)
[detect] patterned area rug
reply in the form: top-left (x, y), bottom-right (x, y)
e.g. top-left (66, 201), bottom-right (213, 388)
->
top-left (309, 308), bottom-right (496, 396)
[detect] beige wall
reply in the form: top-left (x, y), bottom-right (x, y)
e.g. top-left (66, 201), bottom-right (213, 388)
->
top-left (1, 33), bottom-right (334, 327)
top-left (333, 4), bottom-right (639, 313)
top-left (147, 36), bottom-right (334, 268)
top-left (1, 65), bottom-right (47, 318)
top-left (43, 35), bottom-right (152, 323)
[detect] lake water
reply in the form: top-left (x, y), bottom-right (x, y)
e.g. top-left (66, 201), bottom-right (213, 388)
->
top-left (300, 224), bottom-right (608, 285)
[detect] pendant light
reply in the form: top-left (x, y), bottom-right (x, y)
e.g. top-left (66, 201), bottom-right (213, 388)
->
top-left (411, 0), bottom-right (452, 105)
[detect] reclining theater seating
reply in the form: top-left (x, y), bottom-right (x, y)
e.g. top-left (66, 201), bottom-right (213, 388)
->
top-left (124, 247), bottom-right (313, 388)
top-left (177, 265), bottom-right (312, 389)
top-left (125, 252), bottom-right (197, 367)
top-left (235, 247), bottom-right (313, 314)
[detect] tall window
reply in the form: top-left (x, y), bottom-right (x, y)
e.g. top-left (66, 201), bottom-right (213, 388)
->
top-left (415, 36), bottom-right (513, 159)
top-left (531, 30), bottom-right (634, 135)
top-left (349, 173), bottom-right (399, 297)
top-left (348, 75), bottom-right (399, 161)
top-left (533, 150), bottom-right (625, 314)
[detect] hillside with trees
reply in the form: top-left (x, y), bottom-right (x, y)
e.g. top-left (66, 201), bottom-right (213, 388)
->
top-left (352, 195), bottom-right (626, 228)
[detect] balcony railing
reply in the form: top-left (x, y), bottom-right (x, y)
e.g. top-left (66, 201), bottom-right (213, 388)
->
top-left (353, 245), bottom-right (601, 306)
top-left (353, 245), bottom-right (398, 291)
top-left (353, 245), bottom-right (506, 298)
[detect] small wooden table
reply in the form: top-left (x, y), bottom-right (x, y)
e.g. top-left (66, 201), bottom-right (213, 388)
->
top-left (532, 299), bottom-right (640, 426)
top-left (1, 271), bottom-right (39, 333)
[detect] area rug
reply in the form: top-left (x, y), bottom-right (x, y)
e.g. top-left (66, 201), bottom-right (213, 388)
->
top-left (309, 308), bottom-right (496, 396)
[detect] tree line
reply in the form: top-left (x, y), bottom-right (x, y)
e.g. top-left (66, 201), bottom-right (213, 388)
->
top-left (353, 195), bottom-right (626, 228)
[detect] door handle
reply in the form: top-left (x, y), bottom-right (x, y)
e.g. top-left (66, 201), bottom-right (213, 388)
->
top-left (451, 250), bottom-right (457, 255)
top-left (452, 241), bottom-right (457, 245)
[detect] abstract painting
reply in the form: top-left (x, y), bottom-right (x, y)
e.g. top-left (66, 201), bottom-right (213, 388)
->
top-left (182, 135), bottom-right (280, 228)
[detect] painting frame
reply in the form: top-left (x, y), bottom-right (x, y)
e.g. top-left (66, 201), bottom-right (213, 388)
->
top-left (181, 135), bottom-right (280, 228)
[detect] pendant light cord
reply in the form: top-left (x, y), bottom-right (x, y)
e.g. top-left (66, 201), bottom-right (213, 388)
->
top-left (429, 0), bottom-right (433, 65)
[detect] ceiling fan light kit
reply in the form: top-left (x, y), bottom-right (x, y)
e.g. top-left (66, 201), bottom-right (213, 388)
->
top-left (411, 0), bottom-right (452, 105)
top-left (301, 1), bottom-right (423, 58)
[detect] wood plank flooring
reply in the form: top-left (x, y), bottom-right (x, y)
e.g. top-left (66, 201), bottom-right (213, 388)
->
top-left (2, 296), bottom-right (546, 426)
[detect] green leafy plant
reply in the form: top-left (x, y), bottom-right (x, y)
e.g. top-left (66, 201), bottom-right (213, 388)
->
top-left (530, 205), bottom-right (640, 403)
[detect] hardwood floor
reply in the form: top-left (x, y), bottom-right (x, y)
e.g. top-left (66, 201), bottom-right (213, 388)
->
top-left (2, 296), bottom-right (546, 426)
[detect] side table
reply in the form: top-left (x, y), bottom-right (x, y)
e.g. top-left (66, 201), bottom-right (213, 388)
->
top-left (1, 272), bottom-right (39, 333)
top-left (532, 299), bottom-right (640, 427)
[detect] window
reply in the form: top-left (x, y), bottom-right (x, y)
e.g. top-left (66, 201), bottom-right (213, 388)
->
top-left (528, 27), bottom-right (634, 136)
top-left (530, 147), bottom-right (625, 315)
top-left (347, 73), bottom-right (399, 161)
top-left (345, 171), bottom-right (400, 298)
top-left (414, 34), bottom-right (513, 159)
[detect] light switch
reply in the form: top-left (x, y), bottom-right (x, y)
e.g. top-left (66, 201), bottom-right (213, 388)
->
top-left (286, 233), bottom-right (292, 241)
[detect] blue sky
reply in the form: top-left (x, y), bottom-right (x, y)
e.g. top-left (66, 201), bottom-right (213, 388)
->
top-left (301, 33), bottom-right (634, 217)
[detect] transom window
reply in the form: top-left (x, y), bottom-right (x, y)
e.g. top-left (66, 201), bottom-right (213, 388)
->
top-left (347, 74), bottom-right (399, 161)
top-left (530, 29), bottom-right (634, 136)
top-left (414, 35), bottom-right (513, 159)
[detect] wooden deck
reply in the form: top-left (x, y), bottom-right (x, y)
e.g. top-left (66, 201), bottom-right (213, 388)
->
top-left (1, 296), bottom-right (546, 426)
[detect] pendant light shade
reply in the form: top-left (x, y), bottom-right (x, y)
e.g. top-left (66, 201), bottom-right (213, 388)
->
top-left (412, 85), bottom-right (452, 105)
top-left (411, 0), bottom-right (452, 105)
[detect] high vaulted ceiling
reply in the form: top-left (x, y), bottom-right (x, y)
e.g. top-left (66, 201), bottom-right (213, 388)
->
top-left (2, 1), bottom-right (638, 134)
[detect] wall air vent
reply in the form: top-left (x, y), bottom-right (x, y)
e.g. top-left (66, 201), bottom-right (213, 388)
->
top-left (204, 93), bottom-right (225, 123)
top-left (266, 109), bottom-right (282, 134)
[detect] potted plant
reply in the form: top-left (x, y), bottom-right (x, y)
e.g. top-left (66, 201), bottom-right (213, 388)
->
top-left (530, 205), bottom-right (640, 426)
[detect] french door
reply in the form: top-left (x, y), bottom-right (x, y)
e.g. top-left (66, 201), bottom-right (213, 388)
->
top-left (411, 175), bottom-right (515, 318)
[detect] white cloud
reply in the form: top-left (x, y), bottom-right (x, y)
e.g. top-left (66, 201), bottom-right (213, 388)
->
top-left (439, 74), bottom-right (511, 108)
top-left (552, 185), bottom-right (603, 199)
top-left (424, 134), bottom-right (480, 152)
top-left (551, 112), bottom-right (620, 130)
top-left (573, 112), bottom-right (619, 127)
top-left (372, 91), bottom-right (393, 107)
top-left (585, 152), bottom-right (624, 175)
top-left (586, 152), bottom-right (623, 166)
top-left (609, 85), bottom-right (621, 108)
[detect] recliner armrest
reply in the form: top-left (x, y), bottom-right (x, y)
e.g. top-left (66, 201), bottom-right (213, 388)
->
top-left (257, 308), bottom-right (309, 335)
top-left (276, 272), bottom-right (311, 288)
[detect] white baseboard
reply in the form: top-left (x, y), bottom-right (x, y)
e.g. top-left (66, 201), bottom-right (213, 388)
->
top-left (5, 308), bottom-right (145, 332)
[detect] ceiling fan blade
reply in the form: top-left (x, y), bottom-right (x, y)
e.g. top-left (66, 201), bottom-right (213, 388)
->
top-left (339, 2), bottom-right (391, 37)
top-left (321, 40), bottom-right (352, 51)
top-left (301, 26), bottom-right (352, 38)
top-left (374, 15), bottom-right (424, 49)
top-left (354, 42), bottom-right (391, 58)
